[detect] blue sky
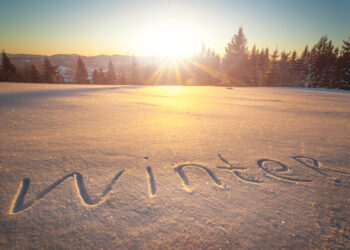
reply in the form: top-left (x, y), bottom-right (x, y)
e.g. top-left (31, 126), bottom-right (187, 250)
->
top-left (0, 0), bottom-right (349, 56)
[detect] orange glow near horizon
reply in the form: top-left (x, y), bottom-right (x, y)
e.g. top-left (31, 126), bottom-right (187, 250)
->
top-left (1, 1), bottom-right (349, 57)
top-left (145, 56), bottom-right (247, 87)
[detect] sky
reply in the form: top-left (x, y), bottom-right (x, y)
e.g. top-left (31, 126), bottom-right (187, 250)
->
top-left (0, 0), bottom-right (349, 56)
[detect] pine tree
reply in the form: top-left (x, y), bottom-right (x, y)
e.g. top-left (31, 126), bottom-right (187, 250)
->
top-left (289, 50), bottom-right (298, 86)
top-left (337, 38), bottom-right (350, 89)
top-left (249, 45), bottom-right (259, 86)
top-left (118, 66), bottom-right (126, 85)
top-left (130, 55), bottom-right (139, 84)
top-left (296, 46), bottom-right (310, 87)
top-left (265, 49), bottom-right (279, 86)
top-left (193, 45), bottom-right (221, 85)
top-left (206, 48), bottom-right (221, 84)
top-left (141, 64), bottom-right (153, 85)
top-left (1, 50), bottom-right (17, 82)
top-left (41, 56), bottom-right (58, 83)
top-left (307, 35), bottom-right (338, 88)
top-left (29, 64), bottom-right (40, 83)
top-left (92, 69), bottom-right (99, 84)
top-left (192, 44), bottom-right (207, 85)
top-left (257, 48), bottom-right (269, 86)
top-left (100, 68), bottom-right (107, 83)
top-left (224, 27), bottom-right (249, 84)
top-left (20, 64), bottom-right (31, 82)
top-left (106, 59), bottom-right (116, 84)
top-left (92, 68), bottom-right (106, 84)
top-left (75, 56), bottom-right (89, 84)
top-left (279, 51), bottom-right (291, 86)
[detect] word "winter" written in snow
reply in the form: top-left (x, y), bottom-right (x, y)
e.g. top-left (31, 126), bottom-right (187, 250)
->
top-left (9, 154), bottom-right (350, 214)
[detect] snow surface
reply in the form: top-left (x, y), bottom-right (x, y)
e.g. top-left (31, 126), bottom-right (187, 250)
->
top-left (0, 83), bottom-right (349, 249)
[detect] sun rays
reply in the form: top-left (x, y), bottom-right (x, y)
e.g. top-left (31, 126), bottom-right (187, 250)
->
top-left (145, 56), bottom-right (247, 86)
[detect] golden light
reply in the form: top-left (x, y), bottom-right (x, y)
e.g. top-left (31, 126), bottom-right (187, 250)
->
top-left (138, 15), bottom-right (244, 86)
top-left (140, 18), bottom-right (200, 58)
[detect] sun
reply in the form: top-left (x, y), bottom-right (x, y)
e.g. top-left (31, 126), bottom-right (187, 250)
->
top-left (157, 22), bottom-right (190, 58)
top-left (141, 19), bottom-right (199, 58)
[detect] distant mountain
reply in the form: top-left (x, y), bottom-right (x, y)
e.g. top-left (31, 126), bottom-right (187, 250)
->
top-left (2, 53), bottom-right (162, 82)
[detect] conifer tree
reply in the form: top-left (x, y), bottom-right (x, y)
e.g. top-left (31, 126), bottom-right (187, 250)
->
top-left (308, 35), bottom-right (338, 88)
top-left (337, 38), bottom-right (350, 89)
top-left (130, 55), bottom-right (139, 84)
top-left (92, 68), bottom-right (107, 84)
top-left (75, 56), bottom-right (89, 84)
top-left (295, 46), bottom-right (310, 87)
top-left (289, 50), bottom-right (298, 86)
top-left (206, 48), bottom-right (221, 84)
top-left (249, 45), bottom-right (259, 86)
top-left (279, 51), bottom-right (291, 86)
top-left (21, 64), bottom-right (31, 82)
top-left (92, 69), bottom-right (99, 84)
top-left (41, 56), bottom-right (58, 83)
top-left (257, 48), bottom-right (269, 86)
top-left (265, 49), bottom-right (279, 86)
top-left (223, 27), bottom-right (249, 84)
top-left (118, 66), bottom-right (126, 85)
top-left (106, 59), bottom-right (116, 84)
top-left (100, 68), bottom-right (107, 84)
top-left (100, 68), bottom-right (107, 83)
top-left (341, 38), bottom-right (350, 55)
top-left (193, 45), bottom-right (221, 85)
top-left (29, 64), bottom-right (40, 83)
top-left (141, 64), bottom-right (153, 85)
top-left (1, 50), bottom-right (17, 82)
top-left (192, 44), bottom-right (208, 84)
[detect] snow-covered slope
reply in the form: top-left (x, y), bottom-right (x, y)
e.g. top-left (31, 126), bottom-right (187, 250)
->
top-left (0, 83), bottom-right (349, 248)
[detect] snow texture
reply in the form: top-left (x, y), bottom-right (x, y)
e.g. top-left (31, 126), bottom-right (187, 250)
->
top-left (0, 83), bottom-right (349, 249)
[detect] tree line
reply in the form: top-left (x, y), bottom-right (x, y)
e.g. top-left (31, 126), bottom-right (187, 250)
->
top-left (0, 28), bottom-right (349, 89)
top-left (193, 28), bottom-right (350, 89)
top-left (0, 51), bottom-right (138, 85)
top-left (0, 52), bottom-right (65, 84)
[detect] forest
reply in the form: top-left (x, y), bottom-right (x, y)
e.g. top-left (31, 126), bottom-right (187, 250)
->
top-left (1, 28), bottom-right (349, 89)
